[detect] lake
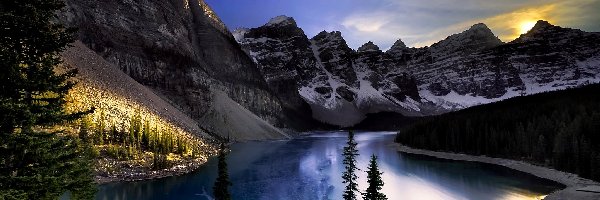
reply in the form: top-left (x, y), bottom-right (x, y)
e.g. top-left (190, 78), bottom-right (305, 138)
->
top-left (96, 131), bottom-right (563, 200)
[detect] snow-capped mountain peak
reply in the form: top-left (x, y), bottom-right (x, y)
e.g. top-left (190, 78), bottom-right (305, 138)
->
top-left (357, 41), bottom-right (382, 52)
top-left (313, 31), bottom-right (345, 43)
top-left (511, 20), bottom-right (586, 44)
top-left (391, 39), bottom-right (407, 49)
top-left (469, 23), bottom-right (490, 31)
top-left (266, 15), bottom-right (296, 27)
top-left (386, 39), bottom-right (410, 58)
top-left (430, 22), bottom-right (503, 57)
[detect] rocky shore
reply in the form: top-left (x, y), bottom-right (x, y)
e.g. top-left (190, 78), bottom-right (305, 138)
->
top-left (95, 157), bottom-right (209, 184)
top-left (396, 144), bottom-right (600, 200)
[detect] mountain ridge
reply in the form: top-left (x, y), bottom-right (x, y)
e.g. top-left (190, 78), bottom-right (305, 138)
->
top-left (236, 17), bottom-right (600, 127)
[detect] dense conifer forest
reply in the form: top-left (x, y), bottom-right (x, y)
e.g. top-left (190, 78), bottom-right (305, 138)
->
top-left (396, 84), bottom-right (600, 181)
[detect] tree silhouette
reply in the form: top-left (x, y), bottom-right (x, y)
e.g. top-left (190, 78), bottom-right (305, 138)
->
top-left (213, 143), bottom-right (232, 200)
top-left (363, 154), bottom-right (387, 200)
top-left (342, 130), bottom-right (360, 200)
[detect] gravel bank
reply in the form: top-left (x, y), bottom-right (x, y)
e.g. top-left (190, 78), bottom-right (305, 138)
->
top-left (95, 157), bottom-right (208, 184)
top-left (396, 144), bottom-right (600, 200)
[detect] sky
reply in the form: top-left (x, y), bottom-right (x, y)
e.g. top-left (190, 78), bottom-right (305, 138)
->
top-left (204, 0), bottom-right (600, 50)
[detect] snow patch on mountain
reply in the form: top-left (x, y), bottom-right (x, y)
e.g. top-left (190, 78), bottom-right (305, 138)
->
top-left (420, 56), bottom-right (600, 110)
top-left (353, 69), bottom-right (401, 113)
top-left (298, 41), bottom-right (366, 126)
top-left (236, 18), bottom-right (600, 127)
top-left (232, 28), bottom-right (249, 43)
top-left (266, 15), bottom-right (295, 27)
top-left (357, 41), bottom-right (381, 52)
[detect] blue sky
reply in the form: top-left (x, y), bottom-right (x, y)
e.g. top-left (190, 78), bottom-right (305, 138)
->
top-left (205, 0), bottom-right (600, 50)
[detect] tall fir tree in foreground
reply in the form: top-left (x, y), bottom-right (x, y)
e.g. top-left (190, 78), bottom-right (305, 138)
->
top-left (0, 0), bottom-right (96, 199)
top-left (363, 154), bottom-right (387, 200)
top-left (213, 143), bottom-right (232, 200)
top-left (342, 130), bottom-right (360, 200)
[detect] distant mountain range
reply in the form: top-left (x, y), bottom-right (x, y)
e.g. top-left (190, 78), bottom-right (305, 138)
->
top-left (58, 0), bottom-right (600, 135)
top-left (234, 16), bottom-right (600, 127)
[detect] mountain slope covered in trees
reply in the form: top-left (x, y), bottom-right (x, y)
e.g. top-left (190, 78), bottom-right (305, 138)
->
top-left (61, 41), bottom-right (219, 182)
top-left (396, 84), bottom-right (600, 181)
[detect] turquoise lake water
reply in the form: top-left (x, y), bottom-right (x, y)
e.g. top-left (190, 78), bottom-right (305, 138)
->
top-left (96, 131), bottom-right (563, 200)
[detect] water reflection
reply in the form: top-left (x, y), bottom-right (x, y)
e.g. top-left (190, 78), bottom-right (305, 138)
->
top-left (96, 131), bottom-right (563, 200)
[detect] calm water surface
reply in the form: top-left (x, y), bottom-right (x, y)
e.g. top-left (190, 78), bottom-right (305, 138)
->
top-left (96, 131), bottom-right (563, 200)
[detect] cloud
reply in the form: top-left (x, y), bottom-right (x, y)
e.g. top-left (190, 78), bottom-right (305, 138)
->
top-left (482, 4), bottom-right (556, 41)
top-left (336, 0), bottom-right (600, 49)
top-left (342, 13), bottom-right (392, 32)
top-left (449, 0), bottom-right (600, 42)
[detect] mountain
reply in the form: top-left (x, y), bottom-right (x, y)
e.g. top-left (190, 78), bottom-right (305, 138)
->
top-left (406, 20), bottom-right (600, 108)
top-left (61, 41), bottom-right (212, 140)
top-left (57, 0), bottom-right (600, 131)
top-left (232, 16), bottom-right (322, 126)
top-left (236, 18), bottom-right (600, 127)
top-left (58, 0), bottom-right (318, 139)
top-left (236, 16), bottom-right (424, 127)
top-left (62, 41), bottom-right (290, 142)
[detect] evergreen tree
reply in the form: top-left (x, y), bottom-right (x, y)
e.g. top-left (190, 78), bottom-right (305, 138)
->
top-left (142, 118), bottom-right (150, 149)
top-left (0, 0), bottom-right (96, 199)
top-left (363, 154), bottom-right (387, 200)
top-left (96, 111), bottom-right (106, 144)
top-left (213, 143), bottom-right (232, 200)
top-left (342, 130), bottom-right (360, 200)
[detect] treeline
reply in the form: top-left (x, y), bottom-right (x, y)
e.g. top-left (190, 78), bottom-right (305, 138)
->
top-left (80, 111), bottom-right (212, 169)
top-left (396, 84), bottom-right (600, 181)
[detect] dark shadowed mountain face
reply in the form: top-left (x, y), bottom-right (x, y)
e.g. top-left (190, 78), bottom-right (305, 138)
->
top-left (233, 16), bottom-right (321, 125)
top-left (236, 18), bottom-right (600, 127)
top-left (235, 16), bottom-right (423, 127)
top-left (59, 0), bottom-right (317, 131)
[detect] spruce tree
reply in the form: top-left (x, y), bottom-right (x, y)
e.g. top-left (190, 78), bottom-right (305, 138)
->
top-left (96, 111), bottom-right (106, 144)
top-left (213, 143), bottom-right (232, 200)
top-left (342, 130), bottom-right (360, 200)
top-left (0, 0), bottom-right (96, 199)
top-left (363, 154), bottom-right (387, 200)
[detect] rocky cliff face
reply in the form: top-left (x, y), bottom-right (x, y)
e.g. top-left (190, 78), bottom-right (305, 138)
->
top-left (233, 16), bottom-right (320, 125)
top-left (59, 0), bottom-right (315, 131)
top-left (236, 16), bottom-right (422, 126)
top-left (409, 20), bottom-right (600, 110)
top-left (508, 20), bottom-right (600, 88)
top-left (237, 18), bottom-right (600, 127)
top-left (404, 23), bottom-right (518, 99)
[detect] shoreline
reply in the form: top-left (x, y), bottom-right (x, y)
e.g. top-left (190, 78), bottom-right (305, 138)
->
top-left (396, 144), bottom-right (600, 200)
top-left (95, 157), bottom-right (208, 184)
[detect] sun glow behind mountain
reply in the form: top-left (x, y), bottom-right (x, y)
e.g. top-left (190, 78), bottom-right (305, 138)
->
top-left (477, 4), bottom-right (558, 42)
top-left (519, 21), bottom-right (537, 34)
